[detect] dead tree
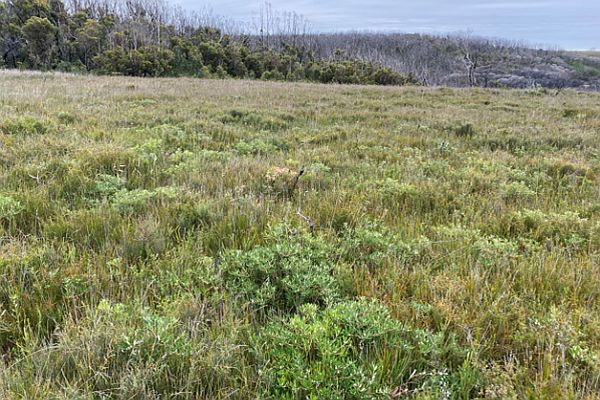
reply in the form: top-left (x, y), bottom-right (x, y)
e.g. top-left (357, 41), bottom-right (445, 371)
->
top-left (463, 52), bottom-right (477, 87)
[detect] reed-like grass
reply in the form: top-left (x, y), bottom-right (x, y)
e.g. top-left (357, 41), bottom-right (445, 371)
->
top-left (1, 70), bottom-right (600, 398)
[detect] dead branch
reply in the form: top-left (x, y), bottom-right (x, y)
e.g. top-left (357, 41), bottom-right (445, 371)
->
top-left (296, 207), bottom-right (314, 235)
top-left (287, 165), bottom-right (305, 197)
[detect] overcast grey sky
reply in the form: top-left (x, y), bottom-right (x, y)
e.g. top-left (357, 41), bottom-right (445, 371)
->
top-left (178, 0), bottom-right (599, 49)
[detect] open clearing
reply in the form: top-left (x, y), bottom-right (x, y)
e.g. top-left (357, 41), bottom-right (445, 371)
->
top-left (1, 70), bottom-right (600, 398)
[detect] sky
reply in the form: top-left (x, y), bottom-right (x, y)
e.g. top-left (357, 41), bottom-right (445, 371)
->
top-left (178, 0), bottom-right (599, 50)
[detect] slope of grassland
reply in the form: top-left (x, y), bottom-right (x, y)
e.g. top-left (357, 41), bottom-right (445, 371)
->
top-left (1, 70), bottom-right (600, 399)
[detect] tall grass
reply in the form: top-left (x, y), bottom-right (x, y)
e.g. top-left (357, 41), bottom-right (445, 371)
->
top-left (1, 70), bottom-right (600, 398)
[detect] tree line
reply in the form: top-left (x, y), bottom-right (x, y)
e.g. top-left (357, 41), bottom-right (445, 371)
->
top-left (0, 0), bottom-right (414, 85)
top-left (2, 0), bottom-right (597, 89)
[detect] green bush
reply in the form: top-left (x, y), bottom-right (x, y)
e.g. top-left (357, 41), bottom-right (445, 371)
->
top-left (502, 209), bottom-right (589, 245)
top-left (93, 174), bottom-right (127, 197)
top-left (0, 116), bottom-right (51, 135)
top-left (110, 186), bottom-right (181, 214)
top-left (251, 299), bottom-right (480, 399)
top-left (370, 66), bottom-right (411, 85)
top-left (262, 69), bottom-right (285, 81)
top-left (499, 181), bottom-right (536, 202)
top-left (93, 46), bottom-right (175, 77)
top-left (454, 123), bottom-right (476, 138)
top-left (0, 194), bottom-right (23, 221)
top-left (221, 226), bottom-right (352, 313)
top-left (338, 221), bottom-right (430, 270)
top-left (57, 111), bottom-right (76, 124)
top-left (375, 179), bottom-right (442, 213)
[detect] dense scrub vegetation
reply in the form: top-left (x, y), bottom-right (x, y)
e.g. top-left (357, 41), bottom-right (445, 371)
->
top-left (309, 33), bottom-right (600, 90)
top-left (2, 0), bottom-right (600, 90)
top-left (0, 0), bottom-right (412, 85)
top-left (1, 70), bottom-right (600, 398)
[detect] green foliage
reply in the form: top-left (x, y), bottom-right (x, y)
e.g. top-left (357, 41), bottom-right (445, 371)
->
top-left (305, 60), bottom-right (412, 85)
top-left (93, 174), bottom-right (126, 197)
top-left (94, 46), bottom-right (175, 76)
top-left (370, 66), bottom-right (410, 85)
top-left (503, 209), bottom-right (588, 245)
top-left (92, 46), bottom-right (129, 74)
top-left (4, 299), bottom-right (250, 398)
top-left (569, 60), bottom-right (600, 80)
top-left (21, 16), bottom-right (57, 68)
top-left (0, 116), bottom-right (51, 135)
top-left (252, 299), bottom-right (479, 399)
top-left (222, 226), bottom-right (351, 313)
top-left (454, 123), bottom-right (476, 138)
top-left (0, 194), bottom-right (23, 221)
top-left (111, 186), bottom-right (181, 214)
top-left (338, 221), bottom-right (430, 269)
top-left (198, 41), bottom-right (226, 71)
top-left (75, 18), bottom-right (106, 69)
top-left (262, 69), bottom-right (285, 81)
top-left (499, 181), bottom-right (536, 202)
top-left (170, 36), bottom-right (204, 76)
top-left (0, 0), bottom-right (414, 85)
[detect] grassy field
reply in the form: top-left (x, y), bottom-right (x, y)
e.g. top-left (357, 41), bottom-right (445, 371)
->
top-left (1, 70), bottom-right (600, 399)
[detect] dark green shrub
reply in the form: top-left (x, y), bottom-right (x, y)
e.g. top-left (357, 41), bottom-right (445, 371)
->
top-left (562, 108), bottom-right (584, 119)
top-left (251, 299), bottom-right (480, 399)
top-left (221, 226), bottom-right (351, 313)
top-left (0, 116), bottom-right (52, 135)
top-left (369, 66), bottom-right (410, 85)
top-left (168, 201), bottom-right (216, 234)
top-left (454, 123), bottom-right (476, 138)
top-left (0, 194), bottom-right (24, 222)
top-left (57, 112), bottom-right (76, 124)
top-left (170, 36), bottom-right (205, 76)
top-left (198, 41), bottom-right (226, 71)
top-left (261, 69), bottom-right (285, 81)
top-left (92, 46), bottom-right (129, 74)
top-left (92, 174), bottom-right (127, 198)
